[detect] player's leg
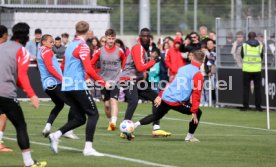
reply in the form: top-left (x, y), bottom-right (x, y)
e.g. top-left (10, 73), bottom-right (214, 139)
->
top-left (138, 84), bottom-right (171, 136)
top-left (123, 81), bottom-right (139, 120)
top-left (49, 91), bottom-right (86, 154)
top-left (101, 88), bottom-right (112, 130)
top-left (74, 90), bottom-right (103, 156)
top-left (108, 86), bottom-right (120, 131)
top-left (120, 81), bottom-right (139, 138)
top-left (253, 72), bottom-right (262, 111)
top-left (0, 112), bottom-right (13, 152)
top-left (134, 101), bottom-right (170, 129)
top-left (242, 72), bottom-right (251, 111)
top-left (43, 85), bottom-right (65, 137)
top-left (172, 103), bottom-right (202, 142)
top-left (0, 97), bottom-right (46, 166)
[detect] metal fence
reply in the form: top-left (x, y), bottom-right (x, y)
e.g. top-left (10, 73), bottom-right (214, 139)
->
top-left (1, 0), bottom-right (96, 5)
top-left (1, 0), bottom-right (276, 36)
top-left (216, 17), bottom-right (276, 68)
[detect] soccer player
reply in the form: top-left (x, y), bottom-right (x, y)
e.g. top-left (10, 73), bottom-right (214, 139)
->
top-left (48, 21), bottom-right (110, 156)
top-left (91, 29), bottom-right (125, 131)
top-left (134, 50), bottom-right (204, 142)
top-left (0, 24), bottom-right (13, 152)
top-left (0, 22), bottom-right (47, 166)
top-left (119, 28), bottom-right (171, 138)
top-left (37, 34), bottom-right (79, 139)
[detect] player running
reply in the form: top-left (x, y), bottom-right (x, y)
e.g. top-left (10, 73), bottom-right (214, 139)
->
top-left (0, 24), bottom-right (13, 153)
top-left (0, 22), bottom-right (47, 167)
top-left (37, 34), bottom-right (79, 139)
top-left (91, 28), bottom-right (125, 131)
top-left (119, 28), bottom-right (171, 139)
top-left (134, 50), bottom-right (204, 142)
top-left (48, 21), bottom-right (110, 156)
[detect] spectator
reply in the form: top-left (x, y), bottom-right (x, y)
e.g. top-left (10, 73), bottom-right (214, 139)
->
top-left (52, 36), bottom-right (66, 59)
top-left (90, 37), bottom-right (101, 57)
top-left (115, 38), bottom-right (130, 57)
top-left (256, 32), bottom-right (264, 45)
top-left (199, 26), bottom-right (208, 40)
top-left (26, 28), bottom-right (42, 58)
top-left (175, 30), bottom-right (184, 43)
top-left (89, 36), bottom-right (101, 102)
top-left (231, 31), bottom-right (244, 67)
top-left (183, 32), bottom-right (202, 54)
top-left (115, 38), bottom-right (129, 102)
top-left (148, 48), bottom-right (161, 93)
top-left (159, 42), bottom-right (170, 90)
top-left (61, 33), bottom-right (70, 47)
top-left (165, 38), bottom-right (186, 78)
top-left (267, 33), bottom-right (275, 66)
top-left (148, 35), bottom-right (157, 55)
top-left (200, 39), bottom-right (216, 107)
top-left (209, 31), bottom-right (216, 41)
top-left (221, 32), bottom-right (233, 54)
top-left (86, 30), bottom-right (94, 47)
top-left (99, 36), bottom-right (106, 47)
top-left (87, 30), bottom-right (94, 40)
top-left (164, 36), bottom-right (174, 49)
top-left (240, 32), bottom-right (263, 111)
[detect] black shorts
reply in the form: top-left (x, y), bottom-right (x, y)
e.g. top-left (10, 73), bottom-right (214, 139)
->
top-left (101, 86), bottom-right (119, 101)
top-left (0, 108), bottom-right (3, 115)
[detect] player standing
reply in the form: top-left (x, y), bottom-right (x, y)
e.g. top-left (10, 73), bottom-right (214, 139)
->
top-left (0, 22), bottom-right (47, 167)
top-left (91, 29), bottom-right (125, 131)
top-left (134, 51), bottom-right (204, 142)
top-left (48, 21), bottom-right (110, 156)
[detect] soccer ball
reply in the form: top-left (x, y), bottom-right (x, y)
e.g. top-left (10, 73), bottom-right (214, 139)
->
top-left (120, 120), bottom-right (135, 134)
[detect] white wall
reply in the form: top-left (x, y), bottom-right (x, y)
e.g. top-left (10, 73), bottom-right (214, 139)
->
top-left (1, 12), bottom-right (110, 40)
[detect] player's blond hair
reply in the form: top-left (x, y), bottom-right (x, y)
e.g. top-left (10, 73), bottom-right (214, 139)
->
top-left (75, 21), bottom-right (89, 35)
top-left (191, 50), bottom-right (205, 63)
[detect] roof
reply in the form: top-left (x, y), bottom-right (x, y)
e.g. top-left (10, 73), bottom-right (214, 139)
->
top-left (0, 4), bottom-right (112, 12)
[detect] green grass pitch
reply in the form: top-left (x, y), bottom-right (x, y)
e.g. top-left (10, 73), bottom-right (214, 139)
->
top-left (0, 101), bottom-right (276, 167)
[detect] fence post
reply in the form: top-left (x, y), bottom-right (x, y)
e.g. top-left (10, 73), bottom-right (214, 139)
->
top-left (157, 0), bottom-right (160, 36)
top-left (246, 16), bottom-right (251, 41)
top-left (120, 0), bottom-right (124, 36)
top-left (193, 0), bottom-right (197, 31)
top-left (215, 17), bottom-right (220, 107)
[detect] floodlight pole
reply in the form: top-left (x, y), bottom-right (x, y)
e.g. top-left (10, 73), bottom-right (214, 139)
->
top-left (264, 30), bottom-right (270, 130)
top-left (193, 0), bottom-right (197, 31)
top-left (157, 0), bottom-right (161, 36)
top-left (120, 0), bottom-right (124, 36)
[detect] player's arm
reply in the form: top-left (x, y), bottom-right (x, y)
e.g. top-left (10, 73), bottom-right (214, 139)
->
top-left (132, 45), bottom-right (156, 72)
top-left (190, 72), bottom-right (203, 124)
top-left (191, 72), bottom-right (204, 113)
top-left (60, 57), bottom-right (65, 72)
top-left (90, 49), bottom-right (101, 70)
top-left (16, 47), bottom-right (39, 108)
top-left (165, 50), bottom-right (172, 69)
top-left (42, 49), bottom-right (62, 82)
top-left (74, 44), bottom-right (106, 86)
top-left (119, 48), bottom-right (126, 69)
top-left (240, 46), bottom-right (244, 59)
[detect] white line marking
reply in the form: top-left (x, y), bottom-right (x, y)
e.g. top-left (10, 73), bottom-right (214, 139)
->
top-left (3, 137), bottom-right (177, 167)
top-left (134, 114), bottom-right (276, 132)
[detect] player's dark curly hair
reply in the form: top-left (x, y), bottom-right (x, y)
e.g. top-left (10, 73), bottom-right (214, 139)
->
top-left (10, 22), bottom-right (30, 46)
top-left (0, 25), bottom-right (8, 38)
